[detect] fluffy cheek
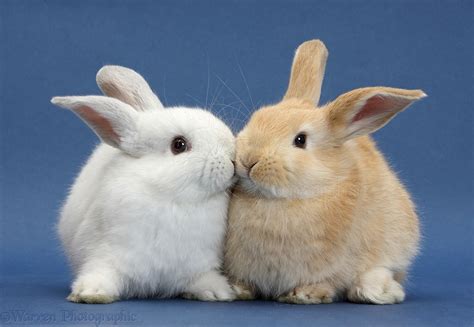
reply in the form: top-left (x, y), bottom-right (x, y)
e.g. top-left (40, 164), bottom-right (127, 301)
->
top-left (286, 155), bottom-right (335, 198)
top-left (201, 151), bottom-right (235, 192)
top-left (248, 153), bottom-right (334, 199)
top-left (249, 156), bottom-right (290, 190)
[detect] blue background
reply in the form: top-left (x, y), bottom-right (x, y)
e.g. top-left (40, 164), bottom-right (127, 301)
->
top-left (1, 0), bottom-right (472, 326)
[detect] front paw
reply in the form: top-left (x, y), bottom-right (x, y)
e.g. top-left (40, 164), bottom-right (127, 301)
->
top-left (231, 281), bottom-right (256, 300)
top-left (67, 292), bottom-right (117, 304)
top-left (277, 283), bottom-right (335, 304)
top-left (348, 267), bottom-right (405, 304)
top-left (68, 273), bottom-right (120, 304)
top-left (184, 271), bottom-right (235, 302)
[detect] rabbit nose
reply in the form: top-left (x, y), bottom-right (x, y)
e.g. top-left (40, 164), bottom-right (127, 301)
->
top-left (248, 162), bottom-right (257, 171)
top-left (242, 161), bottom-right (258, 175)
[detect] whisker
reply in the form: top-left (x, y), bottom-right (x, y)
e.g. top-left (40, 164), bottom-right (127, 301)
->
top-left (217, 99), bottom-right (251, 124)
top-left (214, 74), bottom-right (250, 112)
top-left (215, 102), bottom-right (249, 123)
top-left (162, 75), bottom-right (169, 107)
top-left (213, 103), bottom-right (248, 133)
top-left (209, 83), bottom-right (224, 111)
top-left (235, 56), bottom-right (255, 111)
top-left (186, 93), bottom-right (205, 107)
top-left (205, 55), bottom-right (210, 109)
top-left (213, 100), bottom-right (241, 115)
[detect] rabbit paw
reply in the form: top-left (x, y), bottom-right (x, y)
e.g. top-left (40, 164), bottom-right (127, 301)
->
top-left (67, 272), bottom-right (120, 304)
top-left (183, 271), bottom-right (235, 302)
top-left (348, 267), bottom-right (405, 304)
top-left (277, 283), bottom-right (335, 304)
top-left (231, 281), bottom-right (256, 300)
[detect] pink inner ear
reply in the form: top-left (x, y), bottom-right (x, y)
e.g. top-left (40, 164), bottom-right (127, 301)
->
top-left (352, 95), bottom-right (411, 123)
top-left (76, 106), bottom-right (120, 146)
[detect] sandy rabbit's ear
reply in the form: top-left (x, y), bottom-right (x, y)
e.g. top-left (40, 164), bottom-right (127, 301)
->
top-left (325, 87), bottom-right (427, 142)
top-left (96, 65), bottom-right (164, 111)
top-left (283, 39), bottom-right (328, 105)
top-left (51, 96), bottom-right (140, 154)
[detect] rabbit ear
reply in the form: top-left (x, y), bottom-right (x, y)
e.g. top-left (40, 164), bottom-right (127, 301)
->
top-left (51, 96), bottom-right (140, 154)
top-left (324, 87), bottom-right (427, 142)
top-left (283, 39), bottom-right (328, 105)
top-left (96, 65), bottom-right (164, 111)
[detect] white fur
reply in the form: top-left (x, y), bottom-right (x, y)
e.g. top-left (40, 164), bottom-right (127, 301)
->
top-left (348, 267), bottom-right (405, 304)
top-left (96, 65), bottom-right (164, 111)
top-left (53, 66), bottom-right (236, 303)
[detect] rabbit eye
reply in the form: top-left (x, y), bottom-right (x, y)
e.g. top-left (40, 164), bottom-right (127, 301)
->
top-left (171, 136), bottom-right (189, 155)
top-left (293, 133), bottom-right (306, 149)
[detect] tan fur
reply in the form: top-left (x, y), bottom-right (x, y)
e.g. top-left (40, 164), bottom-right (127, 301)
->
top-left (277, 283), bottom-right (335, 304)
top-left (224, 40), bottom-right (425, 304)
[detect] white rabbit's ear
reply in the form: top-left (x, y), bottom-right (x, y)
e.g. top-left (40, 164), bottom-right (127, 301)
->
top-left (96, 65), bottom-right (164, 111)
top-left (51, 96), bottom-right (140, 153)
top-left (283, 39), bottom-right (328, 105)
top-left (325, 87), bottom-right (427, 142)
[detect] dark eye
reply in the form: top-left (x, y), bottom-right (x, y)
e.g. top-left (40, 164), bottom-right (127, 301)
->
top-left (171, 136), bottom-right (189, 155)
top-left (293, 133), bottom-right (306, 149)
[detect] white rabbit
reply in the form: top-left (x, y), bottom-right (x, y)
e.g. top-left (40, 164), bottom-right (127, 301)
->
top-left (52, 65), bottom-right (236, 304)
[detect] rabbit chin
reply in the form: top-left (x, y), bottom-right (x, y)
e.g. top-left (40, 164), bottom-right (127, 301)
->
top-left (199, 158), bottom-right (237, 196)
top-left (237, 176), bottom-right (316, 199)
top-left (201, 174), bottom-right (237, 196)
